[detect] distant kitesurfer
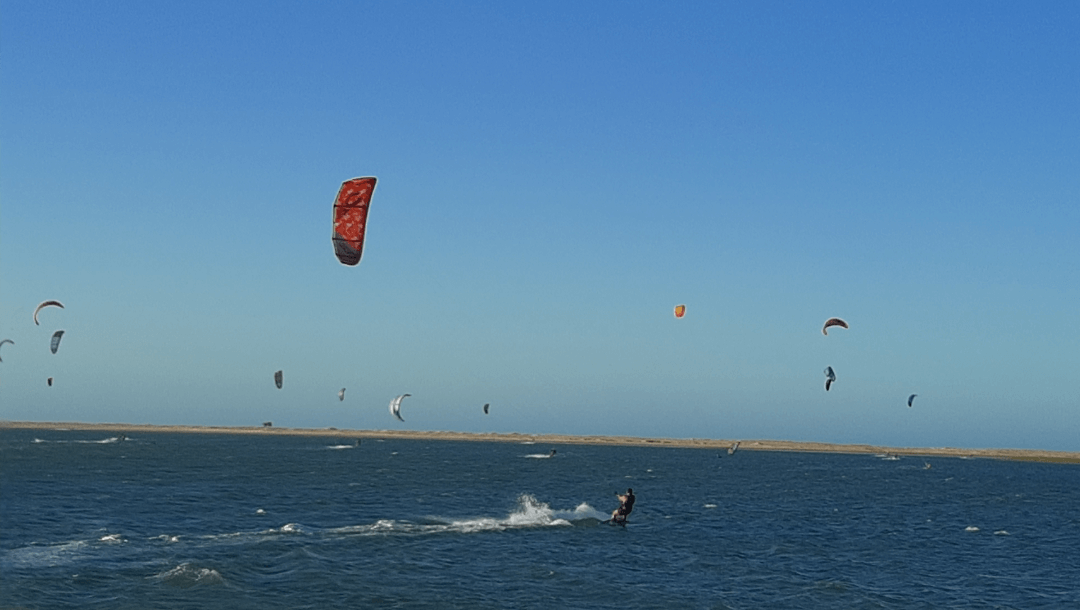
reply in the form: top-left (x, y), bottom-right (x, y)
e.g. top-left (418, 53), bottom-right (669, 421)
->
top-left (549, 449), bottom-right (556, 457)
top-left (610, 488), bottom-right (635, 524)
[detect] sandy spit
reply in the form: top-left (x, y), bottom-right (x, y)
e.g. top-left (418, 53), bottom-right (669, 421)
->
top-left (3, 421), bottom-right (1077, 464)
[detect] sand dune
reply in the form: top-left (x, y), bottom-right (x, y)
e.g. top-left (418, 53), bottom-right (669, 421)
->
top-left (3, 420), bottom-right (1077, 463)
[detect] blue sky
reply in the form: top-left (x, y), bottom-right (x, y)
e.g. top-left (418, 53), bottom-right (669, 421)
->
top-left (2, 1), bottom-right (1078, 450)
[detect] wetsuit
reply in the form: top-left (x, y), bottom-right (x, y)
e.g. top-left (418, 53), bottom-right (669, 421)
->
top-left (615, 492), bottom-right (635, 518)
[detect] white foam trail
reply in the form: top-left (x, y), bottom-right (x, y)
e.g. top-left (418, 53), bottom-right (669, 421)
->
top-left (4, 540), bottom-right (88, 568)
top-left (447, 496), bottom-right (606, 531)
top-left (553, 501), bottom-right (608, 522)
top-left (31, 437), bottom-right (123, 444)
top-left (327, 495), bottom-right (606, 538)
top-left (326, 445), bottom-right (354, 450)
top-left (965, 526), bottom-right (980, 532)
top-left (194, 497), bottom-right (604, 546)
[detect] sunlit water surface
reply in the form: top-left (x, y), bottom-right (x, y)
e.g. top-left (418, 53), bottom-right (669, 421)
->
top-left (2, 429), bottom-right (1078, 609)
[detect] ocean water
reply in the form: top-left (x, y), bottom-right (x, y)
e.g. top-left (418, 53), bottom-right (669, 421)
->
top-left (2, 429), bottom-right (1078, 609)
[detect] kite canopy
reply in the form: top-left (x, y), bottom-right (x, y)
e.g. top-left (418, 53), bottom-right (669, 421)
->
top-left (483, 403), bottom-right (490, 415)
top-left (674, 304), bottom-right (686, 319)
top-left (34, 300), bottom-right (64, 325)
top-left (274, 370), bottom-right (283, 389)
top-left (389, 393), bottom-right (410, 422)
top-left (0, 339), bottom-right (12, 362)
top-left (338, 388), bottom-right (346, 401)
top-left (332, 177), bottom-right (377, 266)
top-left (824, 366), bottom-right (836, 391)
top-left (50, 330), bottom-right (65, 354)
top-left (47, 377), bottom-right (53, 386)
top-left (908, 394), bottom-right (918, 408)
top-left (822, 317), bottom-right (849, 335)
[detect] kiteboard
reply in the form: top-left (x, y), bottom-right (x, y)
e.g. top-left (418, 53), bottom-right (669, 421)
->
top-left (604, 517), bottom-right (628, 527)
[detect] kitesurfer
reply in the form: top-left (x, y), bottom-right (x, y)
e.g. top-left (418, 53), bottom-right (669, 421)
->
top-left (610, 488), bottom-right (635, 524)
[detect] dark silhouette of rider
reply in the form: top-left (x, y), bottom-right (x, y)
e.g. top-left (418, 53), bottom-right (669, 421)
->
top-left (611, 488), bottom-right (635, 522)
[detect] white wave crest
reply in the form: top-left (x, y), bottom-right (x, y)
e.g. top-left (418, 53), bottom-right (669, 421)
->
top-left (265, 523), bottom-right (303, 535)
top-left (153, 563), bottom-right (224, 588)
top-left (198, 522), bottom-right (305, 543)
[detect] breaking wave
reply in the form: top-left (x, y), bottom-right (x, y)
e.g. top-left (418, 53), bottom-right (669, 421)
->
top-left (152, 563), bottom-right (225, 588)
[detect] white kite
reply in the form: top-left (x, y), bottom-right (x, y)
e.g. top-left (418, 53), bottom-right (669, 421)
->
top-left (389, 394), bottom-right (411, 422)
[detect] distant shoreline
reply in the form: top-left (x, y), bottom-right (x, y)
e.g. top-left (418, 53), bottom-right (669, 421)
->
top-left (3, 420), bottom-right (1078, 464)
